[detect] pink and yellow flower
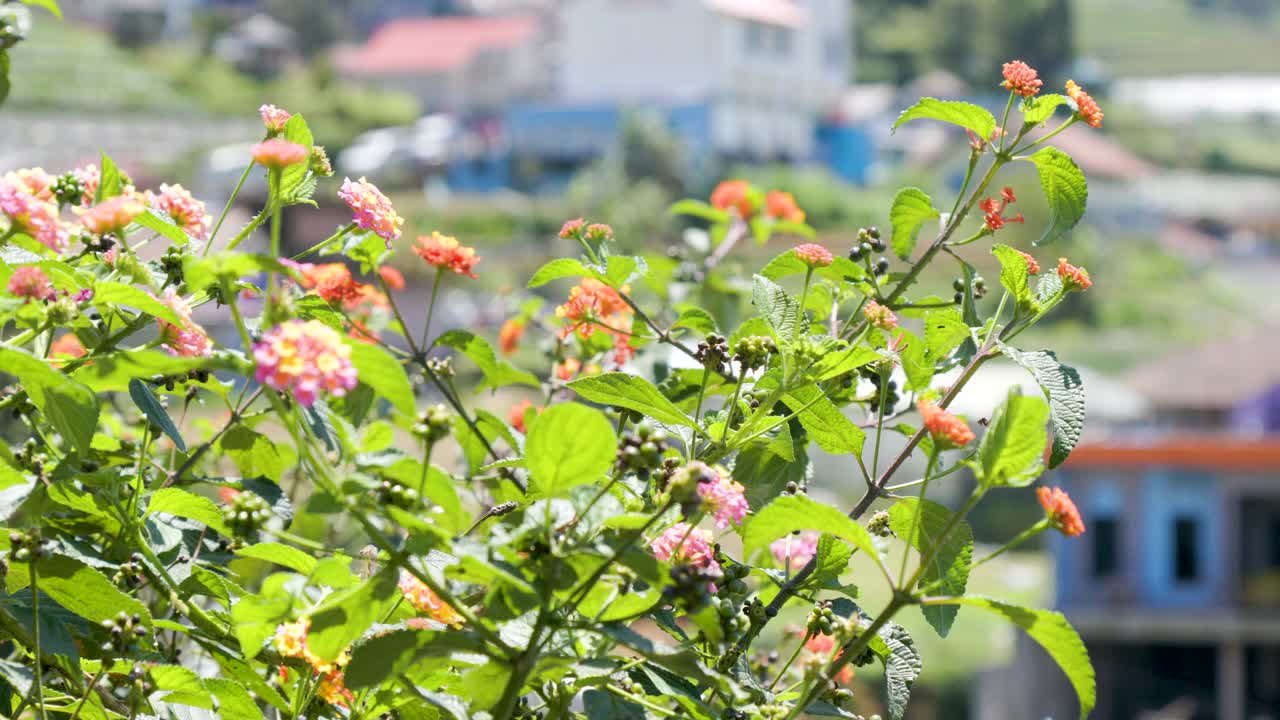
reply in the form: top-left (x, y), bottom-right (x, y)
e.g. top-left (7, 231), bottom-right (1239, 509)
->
top-left (555, 278), bottom-right (635, 365)
top-left (7, 266), bottom-right (53, 301)
top-left (696, 467), bottom-right (749, 529)
top-left (498, 318), bottom-right (525, 355)
top-left (259, 104), bottom-right (292, 133)
top-left (1, 171), bottom-right (64, 251)
top-left (770, 531), bottom-right (821, 571)
top-left (793, 243), bottom-right (833, 268)
top-left (1065, 80), bottom-right (1104, 128)
top-left (76, 195), bottom-right (145, 236)
top-left (863, 300), bottom-right (898, 331)
top-left (253, 320), bottom-right (358, 407)
top-left (272, 619), bottom-right (354, 707)
top-left (251, 138), bottom-right (308, 170)
top-left (649, 522), bottom-right (721, 575)
top-left (151, 184), bottom-right (212, 242)
top-left (337, 177), bottom-right (404, 247)
top-left (397, 571), bottom-right (463, 626)
top-left (156, 288), bottom-right (212, 358)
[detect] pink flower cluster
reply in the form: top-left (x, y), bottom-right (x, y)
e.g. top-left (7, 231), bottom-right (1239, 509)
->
top-left (770, 531), bottom-right (821, 571)
top-left (696, 467), bottom-right (749, 529)
top-left (151, 184), bottom-right (211, 242)
top-left (338, 177), bottom-right (404, 247)
top-left (259, 104), bottom-right (292, 133)
top-left (0, 169), bottom-right (64, 251)
top-left (649, 522), bottom-right (721, 575)
top-left (7, 266), bottom-right (54, 301)
top-left (253, 320), bottom-right (358, 407)
top-left (77, 195), bottom-right (144, 236)
top-left (71, 164), bottom-right (100, 206)
top-left (156, 288), bottom-right (212, 358)
top-left (793, 243), bottom-right (833, 268)
top-left (863, 300), bottom-right (898, 331)
top-left (251, 139), bottom-right (308, 170)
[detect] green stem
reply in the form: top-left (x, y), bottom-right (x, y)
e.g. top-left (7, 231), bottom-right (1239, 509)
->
top-left (224, 209), bottom-right (269, 252)
top-left (67, 665), bottom-right (108, 720)
top-left (767, 632), bottom-right (811, 692)
top-left (291, 223), bottom-right (356, 261)
top-left (205, 161), bottom-right (256, 255)
top-left (720, 368), bottom-right (745, 444)
top-left (787, 595), bottom-right (908, 719)
top-left (798, 267), bottom-right (814, 319)
top-left (1012, 116), bottom-right (1079, 155)
top-left (964, 519), bottom-right (1049, 576)
top-left (897, 447), bottom-right (940, 584)
top-left (30, 558), bottom-right (47, 720)
top-left (418, 268), bottom-right (443, 351)
top-left (997, 92), bottom-right (1016, 154)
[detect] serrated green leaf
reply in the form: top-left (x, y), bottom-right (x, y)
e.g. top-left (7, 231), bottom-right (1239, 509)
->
top-left (436, 329), bottom-right (539, 391)
top-left (878, 622), bottom-right (921, 720)
top-left (923, 308), bottom-right (969, 363)
top-left (147, 487), bottom-right (229, 536)
top-left (347, 341), bottom-right (414, 415)
top-left (235, 542), bottom-right (318, 575)
top-left (752, 274), bottom-right (799, 344)
top-left (1021, 93), bottom-right (1069, 126)
top-left (888, 497), bottom-right (972, 637)
top-left (205, 677), bottom-right (265, 720)
top-left (670, 304), bottom-right (717, 335)
top-left (279, 114), bottom-right (314, 200)
top-left (932, 597), bottom-right (1094, 718)
top-left (977, 388), bottom-right (1050, 487)
top-left (128, 379), bottom-right (186, 451)
top-left (781, 384), bottom-right (864, 455)
top-left (734, 428), bottom-right (810, 510)
top-left (896, 329), bottom-right (934, 392)
top-left (96, 153), bottom-right (123, 202)
top-left (34, 554), bottom-right (150, 626)
top-left (991, 244), bottom-right (1033, 309)
top-left (134, 208), bottom-right (191, 245)
top-left (525, 403), bottom-right (616, 499)
top-left (306, 570), bottom-right (398, 663)
top-left (796, 533), bottom-right (853, 592)
top-left (183, 253), bottom-right (289, 291)
top-left (220, 426), bottom-right (285, 482)
top-left (527, 258), bottom-right (600, 288)
top-left (1023, 147), bottom-right (1088, 245)
top-left (604, 255), bottom-right (644, 288)
top-left (1002, 346), bottom-right (1085, 468)
top-left (0, 346), bottom-right (98, 454)
top-left (567, 372), bottom-right (694, 429)
top-left (889, 188), bottom-right (940, 260)
top-left (892, 98), bottom-right (996, 139)
top-left (92, 282), bottom-right (184, 326)
top-left (743, 494), bottom-right (881, 570)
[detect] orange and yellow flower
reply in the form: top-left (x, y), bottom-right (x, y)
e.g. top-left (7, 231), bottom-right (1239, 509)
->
top-left (413, 232), bottom-right (480, 279)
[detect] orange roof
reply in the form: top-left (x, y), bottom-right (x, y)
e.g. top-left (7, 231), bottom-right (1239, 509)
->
top-left (1063, 437), bottom-right (1280, 471)
top-left (334, 15), bottom-right (539, 75)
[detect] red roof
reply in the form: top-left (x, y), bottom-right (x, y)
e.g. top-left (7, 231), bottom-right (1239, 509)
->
top-left (334, 15), bottom-right (539, 75)
top-left (1063, 437), bottom-right (1280, 471)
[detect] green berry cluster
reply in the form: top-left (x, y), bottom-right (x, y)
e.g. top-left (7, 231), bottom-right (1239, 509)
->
top-left (160, 245), bottom-right (185, 285)
top-left (222, 491), bottom-right (272, 540)
top-left (8, 528), bottom-right (45, 563)
top-left (375, 479), bottom-right (419, 509)
top-left (695, 333), bottom-right (732, 375)
top-left (411, 404), bottom-right (452, 444)
top-left (616, 421), bottom-right (669, 476)
top-left (867, 509), bottom-right (894, 537)
top-left (101, 611), bottom-right (149, 655)
top-left (50, 172), bottom-right (85, 207)
top-left (732, 335), bottom-right (777, 372)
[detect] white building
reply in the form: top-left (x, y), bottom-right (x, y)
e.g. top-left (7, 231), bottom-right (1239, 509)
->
top-left (555, 0), bottom-right (853, 160)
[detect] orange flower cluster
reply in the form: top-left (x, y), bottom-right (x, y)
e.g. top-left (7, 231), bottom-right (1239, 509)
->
top-left (1019, 250), bottom-right (1042, 275)
top-left (288, 261), bottom-right (392, 343)
top-left (397, 571), bottom-right (464, 626)
top-left (1057, 257), bottom-right (1092, 291)
top-left (980, 187), bottom-right (1024, 232)
top-left (413, 232), bottom-right (480, 279)
top-left (710, 180), bottom-right (755, 219)
top-left (1001, 60), bottom-right (1043, 97)
top-left (1066, 80), bottom-right (1104, 128)
top-left (508, 399), bottom-right (540, 433)
top-left (918, 399), bottom-right (975, 448)
top-left (555, 278), bottom-right (635, 365)
top-left (863, 300), bottom-right (898, 331)
top-left (499, 318), bottom-right (525, 355)
top-left (803, 633), bottom-right (855, 684)
top-left (1037, 486), bottom-right (1085, 537)
top-left (766, 190), bottom-right (805, 223)
top-left (272, 619), bottom-right (354, 706)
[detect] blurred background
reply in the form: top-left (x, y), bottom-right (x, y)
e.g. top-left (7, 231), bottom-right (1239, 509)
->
top-left (4, 1), bottom-right (1280, 718)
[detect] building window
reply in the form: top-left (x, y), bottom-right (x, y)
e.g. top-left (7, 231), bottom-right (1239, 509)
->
top-left (745, 21), bottom-right (765, 53)
top-left (773, 27), bottom-right (791, 56)
top-left (1173, 515), bottom-right (1201, 583)
top-left (1091, 516), bottom-right (1120, 578)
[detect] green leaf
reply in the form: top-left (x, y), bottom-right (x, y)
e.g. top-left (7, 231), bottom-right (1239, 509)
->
top-left (668, 198), bottom-right (730, 223)
top-left (796, 533), bottom-right (853, 592)
top-left (751, 274), bottom-right (799, 344)
top-left (34, 554), bottom-right (150, 626)
top-left (896, 329), bottom-right (934, 392)
top-left (525, 403), bottom-right (616, 499)
top-left (205, 677), bottom-right (265, 720)
top-left (743, 494), bottom-right (881, 570)
top-left (888, 498), bottom-right (972, 637)
top-left (306, 571), bottom-right (397, 663)
top-left (781, 384), bottom-right (864, 456)
top-left (183, 253), bottom-right (290, 292)
top-left (220, 427), bottom-right (285, 482)
top-left (92, 282), bottom-right (184, 326)
top-left (733, 430), bottom-right (810, 510)
top-left (235, 542), bottom-right (318, 575)
top-left (977, 388), bottom-right (1051, 488)
top-left (347, 342), bottom-right (414, 415)
top-left (134, 208), bottom-right (191, 246)
top-left (932, 597), bottom-right (1094, 719)
top-left (567, 372), bottom-right (694, 429)
top-left (128, 379), bottom-right (185, 451)
top-left (892, 98), bottom-right (996, 139)
top-left (1023, 147), bottom-right (1088, 245)
top-left (147, 488), bottom-right (229, 536)
top-left (1002, 346), bottom-right (1085, 468)
top-left (877, 622), bottom-right (922, 720)
top-left (96, 153), bottom-right (123, 202)
top-left (437, 330), bottom-right (539, 391)
top-left (0, 51), bottom-right (9, 106)
top-left (670, 304), bottom-right (717, 335)
top-left (0, 347), bottom-right (98, 454)
top-left (889, 188), bottom-right (940, 260)
top-left (923, 308), bottom-right (969, 362)
top-left (527, 258), bottom-right (600, 288)
top-left (19, 0), bottom-right (62, 18)
top-left (279, 114), bottom-right (314, 199)
top-left (1021, 93), bottom-right (1069, 126)
top-left (760, 250), bottom-right (862, 284)
top-left (604, 255), bottom-right (643, 288)
top-left (991, 244), bottom-right (1032, 309)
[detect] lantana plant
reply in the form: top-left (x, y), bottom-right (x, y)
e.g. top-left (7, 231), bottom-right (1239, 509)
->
top-left (0, 60), bottom-right (1099, 720)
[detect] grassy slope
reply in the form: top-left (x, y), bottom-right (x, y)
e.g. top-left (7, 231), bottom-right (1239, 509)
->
top-left (1076, 0), bottom-right (1280, 75)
